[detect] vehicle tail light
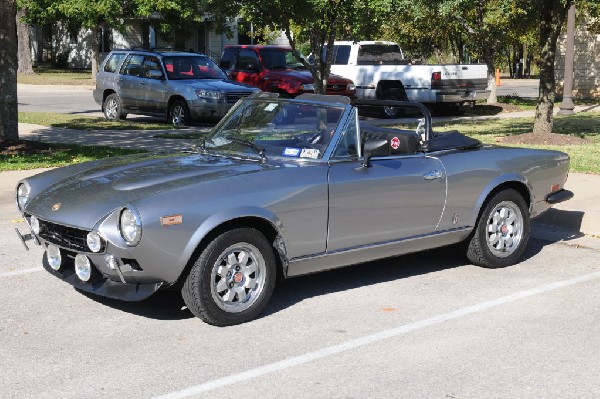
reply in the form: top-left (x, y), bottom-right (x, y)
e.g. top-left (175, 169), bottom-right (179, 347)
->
top-left (431, 71), bottom-right (442, 87)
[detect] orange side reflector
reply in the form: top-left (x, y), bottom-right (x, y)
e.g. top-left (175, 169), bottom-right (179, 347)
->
top-left (160, 214), bottom-right (183, 226)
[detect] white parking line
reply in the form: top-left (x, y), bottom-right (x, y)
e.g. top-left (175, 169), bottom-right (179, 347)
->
top-left (0, 267), bottom-right (44, 278)
top-left (154, 270), bottom-right (600, 399)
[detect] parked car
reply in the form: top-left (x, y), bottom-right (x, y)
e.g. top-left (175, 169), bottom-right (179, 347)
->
top-left (220, 45), bottom-right (356, 98)
top-left (327, 41), bottom-right (490, 116)
top-left (93, 49), bottom-right (260, 126)
top-left (16, 94), bottom-right (573, 326)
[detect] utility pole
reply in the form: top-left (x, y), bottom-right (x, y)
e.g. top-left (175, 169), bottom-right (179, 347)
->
top-left (558, 0), bottom-right (576, 115)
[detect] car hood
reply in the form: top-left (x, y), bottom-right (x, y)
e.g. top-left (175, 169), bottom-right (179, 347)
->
top-left (172, 79), bottom-right (258, 91)
top-left (267, 69), bottom-right (353, 84)
top-left (25, 153), bottom-right (272, 228)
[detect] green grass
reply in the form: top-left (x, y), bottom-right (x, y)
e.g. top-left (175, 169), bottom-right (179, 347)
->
top-left (0, 143), bottom-right (145, 171)
top-left (430, 111), bottom-right (600, 174)
top-left (17, 68), bottom-right (94, 86)
top-left (19, 112), bottom-right (173, 131)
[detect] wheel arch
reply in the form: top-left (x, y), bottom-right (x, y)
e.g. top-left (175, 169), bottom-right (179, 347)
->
top-left (101, 89), bottom-right (117, 109)
top-left (471, 177), bottom-right (532, 227)
top-left (175, 213), bottom-right (287, 289)
top-left (376, 80), bottom-right (406, 99)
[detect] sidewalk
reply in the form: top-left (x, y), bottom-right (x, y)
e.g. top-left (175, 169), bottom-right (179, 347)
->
top-left (3, 115), bottom-right (600, 251)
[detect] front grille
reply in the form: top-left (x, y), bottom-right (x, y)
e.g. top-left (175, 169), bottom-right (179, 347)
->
top-left (226, 91), bottom-right (254, 104)
top-left (36, 218), bottom-right (90, 252)
top-left (326, 84), bottom-right (348, 94)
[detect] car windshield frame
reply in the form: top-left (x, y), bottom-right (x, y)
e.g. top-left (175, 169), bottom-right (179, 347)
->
top-left (202, 96), bottom-right (353, 162)
top-left (162, 55), bottom-right (228, 80)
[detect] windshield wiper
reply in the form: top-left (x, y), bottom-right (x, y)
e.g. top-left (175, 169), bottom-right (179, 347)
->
top-left (228, 137), bottom-right (267, 163)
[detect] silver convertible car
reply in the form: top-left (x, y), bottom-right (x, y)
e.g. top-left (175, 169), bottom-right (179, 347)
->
top-left (15, 94), bottom-right (573, 326)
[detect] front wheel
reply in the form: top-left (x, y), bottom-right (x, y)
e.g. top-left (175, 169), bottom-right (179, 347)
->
top-left (181, 228), bottom-right (276, 326)
top-left (466, 189), bottom-right (530, 268)
top-left (169, 99), bottom-right (190, 127)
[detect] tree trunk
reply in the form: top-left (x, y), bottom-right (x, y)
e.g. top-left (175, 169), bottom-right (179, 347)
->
top-left (90, 25), bottom-right (100, 85)
top-left (532, 0), bottom-right (568, 135)
top-left (484, 47), bottom-right (497, 104)
top-left (0, 0), bottom-right (19, 140)
top-left (16, 8), bottom-right (35, 74)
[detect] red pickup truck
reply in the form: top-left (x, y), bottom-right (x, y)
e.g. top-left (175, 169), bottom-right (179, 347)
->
top-left (219, 45), bottom-right (356, 99)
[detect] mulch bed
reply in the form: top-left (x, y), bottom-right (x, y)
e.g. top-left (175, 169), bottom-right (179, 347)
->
top-left (499, 132), bottom-right (590, 146)
top-left (0, 139), bottom-right (57, 156)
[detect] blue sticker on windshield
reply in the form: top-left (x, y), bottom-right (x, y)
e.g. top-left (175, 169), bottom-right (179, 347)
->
top-left (282, 147), bottom-right (301, 157)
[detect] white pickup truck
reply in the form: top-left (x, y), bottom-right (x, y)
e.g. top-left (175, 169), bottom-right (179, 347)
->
top-left (327, 41), bottom-right (490, 116)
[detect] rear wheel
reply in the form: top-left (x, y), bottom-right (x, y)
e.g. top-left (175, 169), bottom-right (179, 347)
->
top-left (466, 189), bottom-right (530, 268)
top-left (103, 93), bottom-right (127, 120)
top-left (169, 99), bottom-right (190, 127)
top-left (381, 88), bottom-right (408, 118)
top-left (181, 228), bottom-right (276, 326)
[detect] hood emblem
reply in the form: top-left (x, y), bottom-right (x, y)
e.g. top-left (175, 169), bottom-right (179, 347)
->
top-left (51, 203), bottom-right (61, 212)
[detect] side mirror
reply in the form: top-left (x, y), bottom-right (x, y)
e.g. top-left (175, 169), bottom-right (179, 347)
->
top-left (361, 138), bottom-right (389, 168)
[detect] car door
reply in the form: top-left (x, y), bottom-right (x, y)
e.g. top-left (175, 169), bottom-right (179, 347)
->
top-left (117, 54), bottom-right (145, 110)
top-left (327, 111), bottom-right (446, 252)
top-left (137, 55), bottom-right (168, 113)
top-left (231, 49), bottom-right (264, 90)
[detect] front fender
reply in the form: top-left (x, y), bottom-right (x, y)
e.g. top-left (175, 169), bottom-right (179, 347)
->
top-left (178, 206), bottom-right (285, 276)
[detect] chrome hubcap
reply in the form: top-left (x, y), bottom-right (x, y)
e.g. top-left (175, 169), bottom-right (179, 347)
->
top-left (105, 99), bottom-right (118, 119)
top-left (486, 201), bottom-right (523, 258)
top-left (210, 243), bottom-right (266, 313)
top-left (383, 105), bottom-right (398, 117)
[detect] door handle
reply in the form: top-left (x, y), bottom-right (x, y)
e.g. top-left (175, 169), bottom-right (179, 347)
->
top-left (423, 170), bottom-right (443, 180)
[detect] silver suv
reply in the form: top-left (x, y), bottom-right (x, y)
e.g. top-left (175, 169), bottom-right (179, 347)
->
top-left (93, 49), bottom-right (260, 126)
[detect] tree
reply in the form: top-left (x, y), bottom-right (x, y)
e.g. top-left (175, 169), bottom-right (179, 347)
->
top-left (531, 0), bottom-right (569, 134)
top-left (240, 0), bottom-right (390, 94)
top-left (16, 8), bottom-right (35, 74)
top-left (0, 0), bottom-right (19, 140)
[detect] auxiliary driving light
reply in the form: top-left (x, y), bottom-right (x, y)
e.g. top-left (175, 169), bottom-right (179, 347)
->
top-left (46, 244), bottom-right (62, 271)
top-left (74, 254), bottom-right (92, 282)
top-left (86, 231), bottom-right (102, 253)
top-left (30, 215), bottom-right (40, 235)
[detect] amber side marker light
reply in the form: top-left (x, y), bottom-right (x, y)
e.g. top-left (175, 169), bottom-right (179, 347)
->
top-left (161, 214), bottom-right (183, 226)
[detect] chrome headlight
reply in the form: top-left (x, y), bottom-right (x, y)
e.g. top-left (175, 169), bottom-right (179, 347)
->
top-left (196, 89), bottom-right (224, 101)
top-left (16, 183), bottom-right (31, 210)
top-left (119, 207), bottom-right (142, 246)
top-left (86, 231), bottom-right (103, 253)
top-left (301, 84), bottom-right (315, 91)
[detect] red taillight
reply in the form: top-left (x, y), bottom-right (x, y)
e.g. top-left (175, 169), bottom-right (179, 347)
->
top-left (431, 71), bottom-right (442, 87)
top-left (551, 184), bottom-right (561, 192)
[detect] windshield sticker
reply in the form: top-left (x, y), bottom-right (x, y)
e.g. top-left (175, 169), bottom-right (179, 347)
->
top-left (264, 103), bottom-right (278, 112)
top-left (282, 147), bottom-right (301, 157)
top-left (300, 148), bottom-right (320, 159)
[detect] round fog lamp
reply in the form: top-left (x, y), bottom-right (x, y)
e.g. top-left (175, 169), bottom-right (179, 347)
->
top-left (75, 254), bottom-right (92, 282)
top-left (47, 244), bottom-right (62, 271)
top-left (30, 215), bottom-right (40, 235)
top-left (86, 231), bottom-right (102, 253)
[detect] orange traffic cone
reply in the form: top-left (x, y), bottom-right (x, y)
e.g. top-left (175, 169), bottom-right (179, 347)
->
top-left (495, 69), bottom-right (503, 86)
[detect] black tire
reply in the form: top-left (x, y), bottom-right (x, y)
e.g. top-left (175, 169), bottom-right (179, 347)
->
top-left (169, 99), bottom-right (190, 127)
top-left (381, 88), bottom-right (408, 118)
top-left (466, 189), bottom-right (530, 268)
top-left (181, 228), bottom-right (276, 326)
top-left (103, 93), bottom-right (127, 120)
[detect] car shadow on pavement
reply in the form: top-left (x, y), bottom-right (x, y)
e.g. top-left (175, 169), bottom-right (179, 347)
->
top-left (77, 239), bottom-right (548, 322)
top-left (260, 238), bottom-right (548, 320)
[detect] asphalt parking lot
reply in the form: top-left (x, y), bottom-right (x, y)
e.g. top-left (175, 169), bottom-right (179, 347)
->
top-left (2, 209), bottom-right (600, 398)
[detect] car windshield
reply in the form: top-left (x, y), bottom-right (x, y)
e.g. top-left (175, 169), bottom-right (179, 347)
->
top-left (259, 49), bottom-right (306, 70)
top-left (163, 56), bottom-right (227, 80)
top-left (204, 97), bottom-right (346, 160)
